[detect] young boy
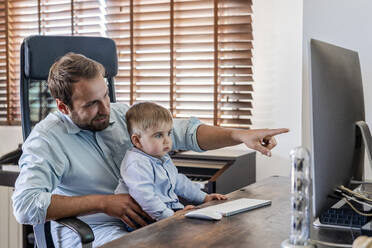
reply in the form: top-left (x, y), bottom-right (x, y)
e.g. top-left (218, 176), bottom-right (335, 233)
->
top-left (115, 102), bottom-right (227, 225)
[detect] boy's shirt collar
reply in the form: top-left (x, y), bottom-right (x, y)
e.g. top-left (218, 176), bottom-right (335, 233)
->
top-left (131, 147), bottom-right (171, 164)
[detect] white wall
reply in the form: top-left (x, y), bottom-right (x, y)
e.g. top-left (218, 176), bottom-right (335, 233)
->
top-left (0, 186), bottom-right (23, 248)
top-left (0, 126), bottom-right (23, 156)
top-left (0, 125), bottom-right (23, 248)
top-left (252, 0), bottom-right (303, 180)
top-left (302, 0), bottom-right (372, 179)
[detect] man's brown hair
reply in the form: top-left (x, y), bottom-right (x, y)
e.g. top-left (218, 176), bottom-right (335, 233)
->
top-left (48, 52), bottom-right (105, 108)
top-left (126, 102), bottom-right (173, 135)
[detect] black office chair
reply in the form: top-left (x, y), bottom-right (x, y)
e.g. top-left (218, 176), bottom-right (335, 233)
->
top-left (20, 35), bottom-right (118, 248)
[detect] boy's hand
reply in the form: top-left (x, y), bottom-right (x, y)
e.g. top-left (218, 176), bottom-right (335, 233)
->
top-left (204, 193), bottom-right (227, 203)
top-left (353, 236), bottom-right (372, 248)
top-left (175, 205), bottom-right (195, 216)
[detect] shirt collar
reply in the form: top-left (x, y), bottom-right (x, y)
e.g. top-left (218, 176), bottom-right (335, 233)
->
top-left (109, 111), bottom-right (115, 125)
top-left (60, 111), bottom-right (82, 134)
top-left (131, 147), bottom-right (171, 164)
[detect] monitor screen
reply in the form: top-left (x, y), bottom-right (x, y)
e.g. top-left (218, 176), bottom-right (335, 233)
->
top-left (310, 39), bottom-right (365, 218)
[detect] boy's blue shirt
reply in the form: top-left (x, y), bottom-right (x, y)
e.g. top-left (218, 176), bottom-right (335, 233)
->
top-left (116, 147), bottom-right (207, 221)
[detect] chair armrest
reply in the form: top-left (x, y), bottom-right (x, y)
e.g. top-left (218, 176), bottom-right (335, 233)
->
top-left (56, 217), bottom-right (94, 244)
top-left (0, 145), bottom-right (22, 165)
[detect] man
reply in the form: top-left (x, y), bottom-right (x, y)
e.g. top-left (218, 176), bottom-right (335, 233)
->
top-left (12, 53), bottom-right (288, 247)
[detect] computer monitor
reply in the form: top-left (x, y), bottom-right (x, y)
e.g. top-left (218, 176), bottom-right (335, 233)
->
top-left (310, 39), bottom-right (366, 218)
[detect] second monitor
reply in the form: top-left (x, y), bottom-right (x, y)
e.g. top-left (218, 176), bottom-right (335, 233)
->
top-left (309, 39), bottom-right (369, 218)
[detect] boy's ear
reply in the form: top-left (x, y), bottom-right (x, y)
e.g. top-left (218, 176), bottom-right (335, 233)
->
top-left (131, 134), bottom-right (142, 149)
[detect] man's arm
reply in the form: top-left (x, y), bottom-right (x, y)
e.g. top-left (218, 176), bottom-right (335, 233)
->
top-left (12, 130), bottom-right (149, 229)
top-left (196, 124), bottom-right (289, 156)
top-left (46, 194), bottom-right (149, 228)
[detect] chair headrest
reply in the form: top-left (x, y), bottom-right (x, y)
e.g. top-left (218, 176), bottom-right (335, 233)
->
top-left (23, 35), bottom-right (118, 80)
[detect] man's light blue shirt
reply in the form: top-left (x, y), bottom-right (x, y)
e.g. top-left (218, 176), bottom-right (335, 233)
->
top-left (12, 103), bottom-right (204, 247)
top-left (116, 147), bottom-right (207, 221)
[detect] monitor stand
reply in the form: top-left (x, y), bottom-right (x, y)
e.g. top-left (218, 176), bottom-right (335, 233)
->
top-left (313, 121), bottom-right (372, 230)
top-left (350, 121), bottom-right (372, 185)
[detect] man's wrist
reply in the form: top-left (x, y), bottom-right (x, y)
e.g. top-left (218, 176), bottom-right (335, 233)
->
top-left (94, 194), bottom-right (109, 213)
top-left (230, 128), bottom-right (243, 144)
top-left (80, 194), bottom-right (109, 214)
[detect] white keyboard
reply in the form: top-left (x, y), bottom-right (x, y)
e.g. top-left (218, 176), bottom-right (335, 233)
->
top-left (192, 198), bottom-right (272, 217)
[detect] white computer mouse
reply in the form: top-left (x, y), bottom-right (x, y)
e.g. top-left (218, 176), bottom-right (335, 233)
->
top-left (185, 211), bottom-right (222, 221)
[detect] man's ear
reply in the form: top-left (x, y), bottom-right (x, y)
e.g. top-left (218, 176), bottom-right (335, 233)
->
top-left (56, 99), bottom-right (71, 115)
top-left (131, 134), bottom-right (142, 149)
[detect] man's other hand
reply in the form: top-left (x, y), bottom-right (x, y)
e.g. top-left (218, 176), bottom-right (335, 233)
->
top-left (102, 194), bottom-right (152, 229)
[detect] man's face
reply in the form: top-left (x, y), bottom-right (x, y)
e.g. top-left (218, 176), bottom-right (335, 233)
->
top-left (68, 74), bottom-right (110, 131)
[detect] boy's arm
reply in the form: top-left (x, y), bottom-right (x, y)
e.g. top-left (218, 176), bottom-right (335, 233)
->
top-left (174, 172), bottom-right (207, 204)
top-left (123, 161), bottom-right (175, 221)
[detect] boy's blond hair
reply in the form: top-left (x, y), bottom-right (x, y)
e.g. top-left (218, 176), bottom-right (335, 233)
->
top-left (126, 102), bottom-right (173, 135)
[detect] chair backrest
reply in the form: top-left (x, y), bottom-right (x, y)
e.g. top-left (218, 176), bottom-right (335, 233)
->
top-left (19, 35), bottom-right (118, 248)
top-left (20, 35), bottom-right (118, 140)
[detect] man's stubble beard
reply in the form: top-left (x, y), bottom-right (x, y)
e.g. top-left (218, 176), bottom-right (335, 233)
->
top-left (71, 111), bottom-right (110, 132)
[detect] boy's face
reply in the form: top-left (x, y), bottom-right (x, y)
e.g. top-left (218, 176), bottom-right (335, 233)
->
top-left (134, 122), bottom-right (173, 158)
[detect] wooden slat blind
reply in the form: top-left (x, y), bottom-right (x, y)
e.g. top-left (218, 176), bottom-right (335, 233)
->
top-left (73, 0), bottom-right (105, 36)
top-left (7, 0), bottom-right (40, 124)
top-left (218, 0), bottom-right (253, 128)
top-left (39, 0), bottom-right (72, 35)
top-left (132, 0), bottom-right (171, 107)
top-left (0, 0), bottom-right (6, 122)
top-left (106, 1), bottom-right (131, 103)
top-left (173, 0), bottom-right (215, 124)
top-left (1, 0), bottom-right (253, 128)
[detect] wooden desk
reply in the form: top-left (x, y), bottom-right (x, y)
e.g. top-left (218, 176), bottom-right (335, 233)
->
top-left (101, 176), bottom-right (362, 248)
top-left (101, 176), bottom-right (291, 248)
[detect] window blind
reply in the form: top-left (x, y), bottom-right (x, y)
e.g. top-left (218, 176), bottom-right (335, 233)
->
top-left (73, 0), bottom-right (106, 36)
top-left (106, 1), bottom-right (131, 103)
top-left (2, 0), bottom-right (253, 128)
top-left (0, 0), bottom-right (6, 122)
top-left (218, 0), bottom-right (253, 128)
top-left (7, 0), bottom-right (39, 124)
